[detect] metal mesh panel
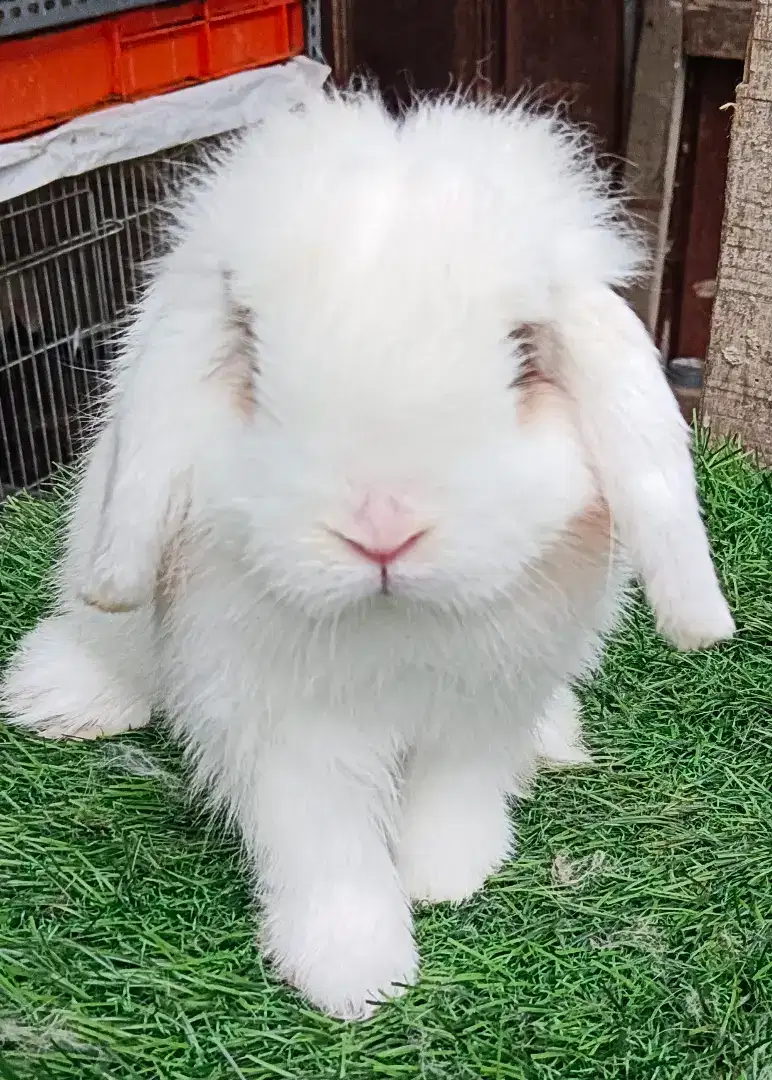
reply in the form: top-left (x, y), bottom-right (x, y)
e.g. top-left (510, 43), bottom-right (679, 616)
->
top-left (304, 0), bottom-right (322, 63)
top-left (0, 141), bottom-right (214, 498)
top-left (0, 0), bottom-right (168, 40)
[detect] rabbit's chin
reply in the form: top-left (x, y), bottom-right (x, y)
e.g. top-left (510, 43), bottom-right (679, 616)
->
top-left (254, 585), bottom-right (458, 628)
top-left (250, 566), bottom-right (534, 625)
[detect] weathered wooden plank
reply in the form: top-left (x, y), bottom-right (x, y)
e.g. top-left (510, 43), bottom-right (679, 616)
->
top-left (320, 0), bottom-right (354, 85)
top-left (321, 0), bottom-right (502, 103)
top-left (684, 0), bottom-right (753, 60)
top-left (623, 0), bottom-right (685, 332)
top-left (673, 59), bottom-right (741, 360)
top-left (503, 0), bottom-right (626, 153)
top-left (702, 0), bottom-right (772, 462)
top-left (321, 0), bottom-right (628, 146)
top-left (454, 0), bottom-right (503, 91)
top-left (745, 9), bottom-right (772, 94)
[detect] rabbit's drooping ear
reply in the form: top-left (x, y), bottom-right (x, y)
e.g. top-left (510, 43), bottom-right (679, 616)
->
top-left (79, 264), bottom-right (258, 614)
top-left (540, 284), bottom-right (734, 651)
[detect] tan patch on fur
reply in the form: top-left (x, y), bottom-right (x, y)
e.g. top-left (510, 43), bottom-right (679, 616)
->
top-left (564, 499), bottom-right (613, 560)
top-left (515, 361), bottom-right (566, 424)
top-left (207, 277), bottom-right (259, 421)
top-left (156, 532), bottom-right (188, 606)
top-left (209, 355), bottom-right (258, 421)
top-left (509, 323), bottom-right (618, 612)
top-left (154, 495), bottom-right (193, 620)
top-left (537, 497), bottom-right (614, 598)
top-left (78, 513), bottom-right (193, 617)
top-left (79, 593), bottom-right (140, 614)
top-left (510, 323), bottom-right (613, 572)
top-left (511, 324), bottom-right (569, 425)
top-left (522, 499), bottom-right (614, 618)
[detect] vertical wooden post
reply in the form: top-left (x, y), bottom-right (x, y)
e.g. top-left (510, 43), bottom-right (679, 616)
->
top-left (669, 59), bottom-right (742, 363)
top-left (623, 0), bottom-right (685, 338)
top-left (320, 0), bottom-right (354, 86)
top-left (701, 0), bottom-right (772, 461)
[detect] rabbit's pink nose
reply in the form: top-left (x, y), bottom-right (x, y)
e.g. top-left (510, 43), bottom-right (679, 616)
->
top-left (338, 531), bottom-right (427, 567)
top-left (332, 493), bottom-right (428, 566)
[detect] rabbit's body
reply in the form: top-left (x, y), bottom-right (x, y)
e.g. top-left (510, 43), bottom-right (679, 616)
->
top-left (2, 87), bottom-right (733, 1019)
top-left (6, 402), bottom-right (625, 1017)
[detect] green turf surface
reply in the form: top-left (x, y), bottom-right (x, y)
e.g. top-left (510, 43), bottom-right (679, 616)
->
top-left (1, 439), bottom-right (771, 1079)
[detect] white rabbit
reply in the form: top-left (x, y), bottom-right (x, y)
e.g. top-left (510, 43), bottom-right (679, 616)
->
top-left (0, 86), bottom-right (734, 1019)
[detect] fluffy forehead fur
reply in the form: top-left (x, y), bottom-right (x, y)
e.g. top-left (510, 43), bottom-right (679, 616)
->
top-left (182, 87), bottom-right (644, 310)
top-left (167, 89), bottom-right (644, 362)
top-left (162, 90), bottom-right (639, 450)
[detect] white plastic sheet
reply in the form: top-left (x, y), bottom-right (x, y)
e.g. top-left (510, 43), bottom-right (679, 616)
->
top-left (0, 56), bottom-right (330, 203)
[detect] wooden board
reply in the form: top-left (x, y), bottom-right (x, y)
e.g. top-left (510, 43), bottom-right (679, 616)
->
top-left (672, 58), bottom-right (742, 360)
top-left (453, 0), bottom-right (503, 90)
top-left (503, 0), bottom-right (626, 153)
top-left (684, 0), bottom-right (753, 60)
top-left (701, 0), bottom-right (772, 461)
top-left (320, 0), bottom-right (354, 85)
top-left (623, 0), bottom-right (685, 333)
top-left (320, 0), bottom-right (627, 150)
top-left (656, 58), bottom-right (702, 359)
top-left (321, 0), bottom-right (500, 104)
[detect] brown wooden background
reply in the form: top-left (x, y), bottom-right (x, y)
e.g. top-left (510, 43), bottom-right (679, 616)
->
top-left (321, 0), bottom-right (629, 153)
top-left (661, 57), bottom-right (742, 363)
top-left (320, 0), bottom-right (741, 367)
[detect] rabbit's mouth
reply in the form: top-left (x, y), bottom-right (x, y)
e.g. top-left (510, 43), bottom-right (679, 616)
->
top-left (379, 568), bottom-right (391, 597)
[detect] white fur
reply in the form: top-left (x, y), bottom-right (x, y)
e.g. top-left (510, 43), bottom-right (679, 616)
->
top-left (540, 292), bottom-right (735, 649)
top-left (0, 87), bottom-right (732, 1019)
top-left (535, 686), bottom-right (592, 768)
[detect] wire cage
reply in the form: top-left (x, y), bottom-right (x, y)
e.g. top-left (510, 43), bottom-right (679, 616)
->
top-left (0, 142), bottom-right (212, 499)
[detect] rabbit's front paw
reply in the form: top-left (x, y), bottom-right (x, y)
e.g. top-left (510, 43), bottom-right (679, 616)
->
top-left (398, 787), bottom-right (513, 904)
top-left (656, 597), bottom-right (736, 652)
top-left (263, 881), bottom-right (418, 1020)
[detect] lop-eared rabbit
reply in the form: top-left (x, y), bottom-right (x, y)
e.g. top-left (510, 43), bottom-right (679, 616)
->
top-left (2, 87), bottom-right (734, 1019)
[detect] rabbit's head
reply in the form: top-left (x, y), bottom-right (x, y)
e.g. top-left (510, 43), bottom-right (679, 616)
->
top-left (209, 295), bottom-right (601, 619)
top-left (81, 88), bottom-right (734, 649)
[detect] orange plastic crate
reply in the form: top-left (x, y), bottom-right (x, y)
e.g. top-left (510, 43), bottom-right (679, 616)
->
top-left (0, 0), bottom-right (304, 142)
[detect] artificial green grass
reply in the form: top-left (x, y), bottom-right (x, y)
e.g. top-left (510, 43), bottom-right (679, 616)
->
top-left (1, 439), bottom-right (771, 1080)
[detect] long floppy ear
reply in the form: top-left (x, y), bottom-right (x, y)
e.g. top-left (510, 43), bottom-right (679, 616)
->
top-left (78, 262), bottom-right (258, 614)
top-left (537, 284), bottom-right (734, 651)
